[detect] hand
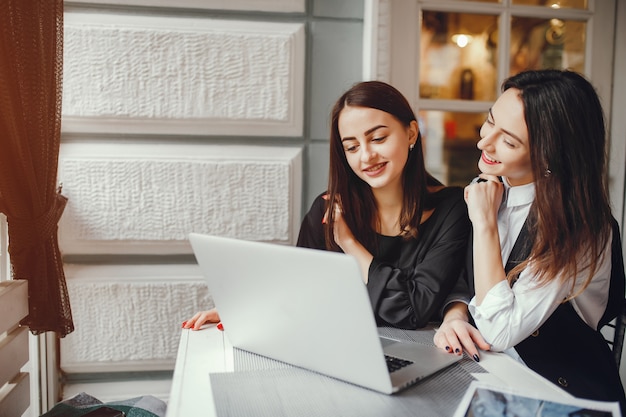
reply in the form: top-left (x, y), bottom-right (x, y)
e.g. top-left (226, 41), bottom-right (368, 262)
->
top-left (464, 174), bottom-right (504, 227)
top-left (182, 308), bottom-right (221, 331)
top-left (331, 204), bottom-right (358, 251)
top-left (433, 303), bottom-right (491, 361)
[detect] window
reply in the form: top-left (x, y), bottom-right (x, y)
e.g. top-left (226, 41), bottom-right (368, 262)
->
top-left (381, 0), bottom-right (614, 189)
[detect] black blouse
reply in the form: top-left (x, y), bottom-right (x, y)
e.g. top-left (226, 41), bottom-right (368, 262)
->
top-left (296, 187), bottom-right (470, 329)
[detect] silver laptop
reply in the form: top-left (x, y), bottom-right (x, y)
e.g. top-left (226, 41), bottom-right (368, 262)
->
top-left (188, 233), bottom-right (462, 394)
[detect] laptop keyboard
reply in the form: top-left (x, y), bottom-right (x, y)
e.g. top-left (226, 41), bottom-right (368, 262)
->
top-left (385, 355), bottom-right (413, 373)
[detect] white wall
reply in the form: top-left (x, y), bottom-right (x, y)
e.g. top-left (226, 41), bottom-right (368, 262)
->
top-left (59, 0), bottom-right (305, 400)
top-left (57, 0), bottom-right (365, 403)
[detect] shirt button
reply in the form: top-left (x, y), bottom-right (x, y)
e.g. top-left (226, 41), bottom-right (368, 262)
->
top-left (531, 330), bottom-right (539, 337)
top-left (558, 377), bottom-right (568, 387)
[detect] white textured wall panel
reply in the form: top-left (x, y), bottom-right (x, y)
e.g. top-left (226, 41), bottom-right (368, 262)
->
top-left (60, 264), bottom-right (208, 372)
top-left (62, 12), bottom-right (305, 136)
top-left (58, 143), bottom-right (303, 254)
top-left (70, 0), bottom-right (305, 13)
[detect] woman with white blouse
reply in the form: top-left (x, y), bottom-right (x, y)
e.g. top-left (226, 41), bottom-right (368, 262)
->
top-left (434, 69), bottom-right (626, 409)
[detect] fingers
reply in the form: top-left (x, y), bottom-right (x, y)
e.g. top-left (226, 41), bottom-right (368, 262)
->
top-left (434, 328), bottom-right (465, 357)
top-left (476, 173), bottom-right (502, 183)
top-left (434, 320), bottom-right (488, 362)
top-left (181, 309), bottom-right (221, 331)
top-left (469, 326), bottom-right (492, 351)
top-left (181, 311), bottom-right (203, 329)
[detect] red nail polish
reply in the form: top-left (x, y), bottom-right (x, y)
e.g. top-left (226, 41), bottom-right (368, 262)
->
top-left (181, 321), bottom-right (187, 328)
top-left (217, 322), bottom-right (224, 331)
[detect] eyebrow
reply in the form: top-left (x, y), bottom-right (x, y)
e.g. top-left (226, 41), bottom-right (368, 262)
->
top-left (341, 124), bottom-right (387, 142)
top-left (489, 109), bottom-right (525, 145)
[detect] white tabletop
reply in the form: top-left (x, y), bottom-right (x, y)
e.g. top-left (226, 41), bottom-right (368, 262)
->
top-left (166, 324), bottom-right (572, 417)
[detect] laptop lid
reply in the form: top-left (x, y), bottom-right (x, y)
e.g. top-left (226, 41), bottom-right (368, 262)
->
top-left (188, 233), bottom-right (460, 394)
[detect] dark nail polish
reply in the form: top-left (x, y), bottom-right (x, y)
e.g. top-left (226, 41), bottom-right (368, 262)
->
top-left (473, 354), bottom-right (480, 362)
top-left (445, 346), bottom-right (451, 352)
top-left (455, 348), bottom-right (461, 354)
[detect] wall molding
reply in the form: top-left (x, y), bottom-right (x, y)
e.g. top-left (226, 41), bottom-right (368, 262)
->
top-left (69, 0), bottom-right (306, 13)
top-left (62, 12), bottom-right (305, 136)
top-left (58, 142), bottom-right (303, 254)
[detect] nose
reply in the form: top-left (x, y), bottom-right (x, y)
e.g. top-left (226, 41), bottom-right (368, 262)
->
top-left (477, 127), bottom-right (496, 151)
top-left (360, 143), bottom-right (376, 161)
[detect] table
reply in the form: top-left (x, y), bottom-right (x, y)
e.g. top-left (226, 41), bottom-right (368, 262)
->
top-left (166, 324), bottom-right (573, 417)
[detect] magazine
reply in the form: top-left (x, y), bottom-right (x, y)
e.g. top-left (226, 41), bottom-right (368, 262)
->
top-left (454, 381), bottom-right (622, 417)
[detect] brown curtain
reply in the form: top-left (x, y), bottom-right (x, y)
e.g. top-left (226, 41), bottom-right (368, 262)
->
top-left (0, 0), bottom-right (73, 336)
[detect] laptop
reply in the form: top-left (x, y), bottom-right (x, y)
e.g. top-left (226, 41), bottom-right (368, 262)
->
top-left (188, 233), bottom-right (462, 394)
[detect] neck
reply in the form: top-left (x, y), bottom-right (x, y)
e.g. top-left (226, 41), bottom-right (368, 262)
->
top-left (373, 185), bottom-right (404, 236)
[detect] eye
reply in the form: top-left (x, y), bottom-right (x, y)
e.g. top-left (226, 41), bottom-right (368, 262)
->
top-left (503, 137), bottom-right (516, 148)
top-left (485, 116), bottom-right (494, 126)
top-left (371, 136), bottom-right (386, 143)
top-left (343, 142), bottom-right (359, 153)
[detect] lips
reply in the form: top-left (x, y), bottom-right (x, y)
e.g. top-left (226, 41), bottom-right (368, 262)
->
top-left (363, 162), bottom-right (387, 176)
top-left (481, 152), bottom-right (500, 165)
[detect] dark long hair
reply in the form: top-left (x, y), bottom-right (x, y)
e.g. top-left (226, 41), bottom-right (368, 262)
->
top-left (503, 69), bottom-right (612, 295)
top-left (324, 81), bottom-right (441, 252)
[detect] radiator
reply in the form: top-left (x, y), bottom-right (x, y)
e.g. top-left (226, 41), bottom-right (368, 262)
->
top-left (0, 280), bottom-right (29, 417)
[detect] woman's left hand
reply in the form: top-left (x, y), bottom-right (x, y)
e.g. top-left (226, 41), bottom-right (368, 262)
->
top-left (434, 303), bottom-right (491, 361)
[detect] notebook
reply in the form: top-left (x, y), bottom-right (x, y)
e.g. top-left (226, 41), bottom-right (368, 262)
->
top-left (188, 233), bottom-right (462, 394)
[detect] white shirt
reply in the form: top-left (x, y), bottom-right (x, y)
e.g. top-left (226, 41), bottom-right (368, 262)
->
top-left (468, 179), bottom-right (612, 356)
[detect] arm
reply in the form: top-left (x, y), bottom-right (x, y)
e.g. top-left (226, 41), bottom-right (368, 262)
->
top-left (470, 271), bottom-right (570, 350)
top-left (332, 205), bottom-right (374, 283)
top-left (464, 176), bottom-right (506, 304)
top-left (464, 177), bottom-right (573, 350)
top-left (296, 192), bottom-right (374, 282)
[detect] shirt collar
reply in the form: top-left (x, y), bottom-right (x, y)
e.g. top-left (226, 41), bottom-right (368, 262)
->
top-left (502, 178), bottom-right (535, 208)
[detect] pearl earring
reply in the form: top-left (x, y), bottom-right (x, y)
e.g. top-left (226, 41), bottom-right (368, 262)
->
top-left (409, 143), bottom-right (415, 151)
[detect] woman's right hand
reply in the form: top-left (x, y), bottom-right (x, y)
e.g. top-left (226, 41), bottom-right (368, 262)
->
top-left (182, 308), bottom-right (221, 331)
top-left (464, 174), bottom-right (504, 226)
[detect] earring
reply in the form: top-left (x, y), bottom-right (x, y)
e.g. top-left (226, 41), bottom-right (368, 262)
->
top-left (409, 143), bottom-right (415, 151)
top-left (544, 168), bottom-right (552, 177)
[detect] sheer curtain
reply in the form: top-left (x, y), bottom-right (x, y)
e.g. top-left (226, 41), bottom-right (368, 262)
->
top-left (0, 0), bottom-right (73, 336)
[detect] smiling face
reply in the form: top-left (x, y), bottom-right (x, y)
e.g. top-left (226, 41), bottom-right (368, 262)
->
top-left (477, 88), bottom-right (533, 186)
top-left (338, 105), bottom-right (417, 194)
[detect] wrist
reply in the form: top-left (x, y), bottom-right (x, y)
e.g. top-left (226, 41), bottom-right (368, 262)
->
top-left (442, 302), bottom-right (469, 323)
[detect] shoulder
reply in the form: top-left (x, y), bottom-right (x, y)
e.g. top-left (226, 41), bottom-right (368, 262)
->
top-left (309, 191), bottom-right (328, 211)
top-left (302, 191), bottom-right (328, 220)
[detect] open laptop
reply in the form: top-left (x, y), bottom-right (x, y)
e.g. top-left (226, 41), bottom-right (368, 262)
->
top-left (188, 233), bottom-right (462, 394)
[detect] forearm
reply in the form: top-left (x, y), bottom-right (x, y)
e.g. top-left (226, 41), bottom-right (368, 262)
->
top-left (472, 223), bottom-right (506, 305)
top-left (339, 237), bottom-right (373, 283)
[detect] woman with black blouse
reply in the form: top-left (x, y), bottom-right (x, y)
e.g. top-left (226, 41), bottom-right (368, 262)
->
top-left (184, 82), bottom-right (481, 358)
top-left (296, 80), bottom-right (472, 331)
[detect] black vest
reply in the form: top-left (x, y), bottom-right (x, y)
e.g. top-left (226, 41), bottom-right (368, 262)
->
top-left (466, 217), bottom-right (626, 407)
